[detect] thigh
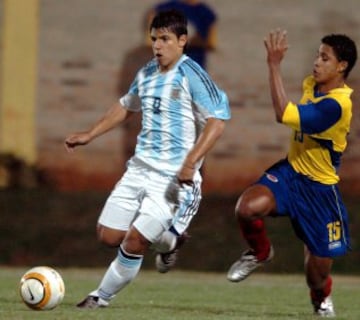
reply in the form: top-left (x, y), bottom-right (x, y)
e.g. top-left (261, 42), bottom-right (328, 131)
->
top-left (256, 159), bottom-right (293, 216)
top-left (98, 163), bottom-right (145, 231)
top-left (98, 197), bottom-right (140, 231)
top-left (133, 172), bottom-right (175, 242)
top-left (133, 211), bottom-right (168, 244)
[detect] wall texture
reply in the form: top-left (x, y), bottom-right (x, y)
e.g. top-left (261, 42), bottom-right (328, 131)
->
top-left (3, 0), bottom-right (360, 195)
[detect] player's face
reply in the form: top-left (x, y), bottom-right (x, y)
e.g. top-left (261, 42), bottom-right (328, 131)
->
top-left (150, 28), bottom-right (187, 72)
top-left (313, 44), bottom-right (347, 89)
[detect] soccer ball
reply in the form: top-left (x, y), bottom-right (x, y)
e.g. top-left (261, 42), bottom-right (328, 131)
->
top-left (19, 266), bottom-right (65, 310)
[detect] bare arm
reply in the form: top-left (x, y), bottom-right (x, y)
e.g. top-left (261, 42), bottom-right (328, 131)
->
top-left (264, 29), bottom-right (289, 122)
top-left (65, 101), bottom-right (134, 152)
top-left (177, 117), bottom-right (225, 184)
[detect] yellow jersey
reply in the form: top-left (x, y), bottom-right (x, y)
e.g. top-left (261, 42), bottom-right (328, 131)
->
top-left (282, 76), bottom-right (353, 184)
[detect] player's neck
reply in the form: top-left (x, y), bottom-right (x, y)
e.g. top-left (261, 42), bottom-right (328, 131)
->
top-left (316, 78), bottom-right (345, 94)
top-left (158, 54), bottom-right (184, 73)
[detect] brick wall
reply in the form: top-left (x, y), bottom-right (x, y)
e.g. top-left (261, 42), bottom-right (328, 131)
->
top-left (21, 0), bottom-right (360, 194)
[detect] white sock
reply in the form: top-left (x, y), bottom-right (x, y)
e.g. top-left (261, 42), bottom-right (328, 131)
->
top-left (96, 245), bottom-right (143, 301)
top-left (152, 230), bottom-right (177, 253)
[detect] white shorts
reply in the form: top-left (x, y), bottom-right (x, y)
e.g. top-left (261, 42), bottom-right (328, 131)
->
top-left (98, 159), bottom-right (202, 243)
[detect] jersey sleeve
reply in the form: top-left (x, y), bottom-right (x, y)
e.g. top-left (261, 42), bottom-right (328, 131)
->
top-left (119, 76), bottom-right (141, 112)
top-left (183, 60), bottom-right (231, 120)
top-left (282, 99), bottom-right (342, 134)
top-left (282, 102), bottom-right (301, 130)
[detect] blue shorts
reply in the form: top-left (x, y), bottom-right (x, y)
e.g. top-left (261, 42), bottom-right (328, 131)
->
top-left (258, 159), bottom-right (350, 257)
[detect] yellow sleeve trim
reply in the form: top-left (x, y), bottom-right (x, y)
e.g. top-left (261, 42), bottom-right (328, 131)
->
top-left (282, 102), bottom-right (301, 131)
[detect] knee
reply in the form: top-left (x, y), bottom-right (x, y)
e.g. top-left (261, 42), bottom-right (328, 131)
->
top-left (122, 228), bottom-right (150, 255)
top-left (235, 185), bottom-right (275, 221)
top-left (235, 195), bottom-right (265, 221)
top-left (98, 234), bottom-right (121, 247)
top-left (235, 197), bottom-right (254, 220)
top-left (97, 225), bottom-right (124, 247)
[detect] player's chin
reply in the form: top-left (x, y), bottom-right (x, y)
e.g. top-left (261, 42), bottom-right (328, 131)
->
top-left (156, 55), bottom-right (170, 65)
top-left (312, 72), bottom-right (321, 83)
top-left (156, 57), bottom-right (167, 67)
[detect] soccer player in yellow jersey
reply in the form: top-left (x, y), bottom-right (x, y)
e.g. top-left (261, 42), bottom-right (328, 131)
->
top-left (227, 29), bottom-right (357, 317)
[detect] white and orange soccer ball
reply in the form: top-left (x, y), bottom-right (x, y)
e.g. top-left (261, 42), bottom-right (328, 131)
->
top-left (19, 266), bottom-right (65, 310)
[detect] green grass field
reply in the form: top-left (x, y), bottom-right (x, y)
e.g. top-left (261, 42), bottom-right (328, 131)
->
top-left (1, 268), bottom-right (360, 320)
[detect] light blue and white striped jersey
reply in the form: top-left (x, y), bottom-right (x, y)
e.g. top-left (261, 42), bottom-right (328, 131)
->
top-left (120, 54), bottom-right (230, 176)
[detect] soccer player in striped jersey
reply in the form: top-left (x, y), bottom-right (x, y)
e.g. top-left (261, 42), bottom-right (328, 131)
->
top-left (65, 9), bottom-right (230, 309)
top-left (227, 30), bottom-right (357, 317)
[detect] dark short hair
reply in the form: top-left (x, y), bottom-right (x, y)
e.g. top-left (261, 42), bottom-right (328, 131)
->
top-left (150, 9), bottom-right (188, 38)
top-left (322, 34), bottom-right (357, 78)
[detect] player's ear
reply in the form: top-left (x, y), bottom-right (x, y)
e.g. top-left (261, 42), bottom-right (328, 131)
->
top-left (178, 34), bottom-right (187, 49)
top-left (338, 61), bottom-right (348, 74)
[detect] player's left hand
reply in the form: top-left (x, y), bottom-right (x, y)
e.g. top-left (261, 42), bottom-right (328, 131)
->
top-left (264, 29), bottom-right (289, 65)
top-left (177, 164), bottom-right (195, 186)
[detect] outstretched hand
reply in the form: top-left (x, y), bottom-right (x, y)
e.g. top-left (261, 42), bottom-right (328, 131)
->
top-left (64, 132), bottom-right (92, 152)
top-left (264, 29), bottom-right (289, 65)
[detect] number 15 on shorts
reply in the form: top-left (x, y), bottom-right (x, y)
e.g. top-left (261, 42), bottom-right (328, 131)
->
top-left (327, 221), bottom-right (341, 242)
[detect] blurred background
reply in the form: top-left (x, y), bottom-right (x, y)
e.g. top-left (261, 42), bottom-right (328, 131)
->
top-left (1, 0), bottom-right (359, 274)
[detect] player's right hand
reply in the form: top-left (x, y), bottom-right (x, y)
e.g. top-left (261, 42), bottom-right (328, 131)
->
top-left (64, 132), bottom-right (91, 152)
